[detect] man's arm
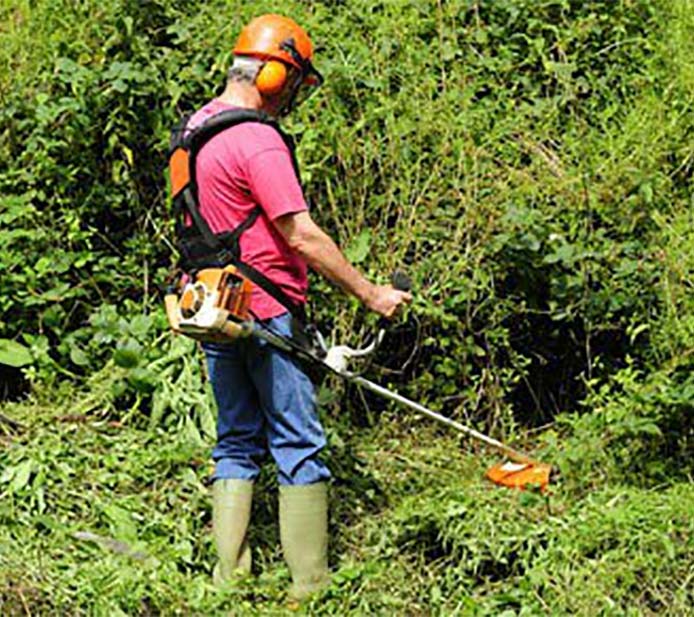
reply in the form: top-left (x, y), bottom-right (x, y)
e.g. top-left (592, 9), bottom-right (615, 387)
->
top-left (273, 210), bottom-right (411, 318)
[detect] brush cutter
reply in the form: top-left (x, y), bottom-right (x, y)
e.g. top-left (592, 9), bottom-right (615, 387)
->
top-left (165, 269), bottom-right (552, 490)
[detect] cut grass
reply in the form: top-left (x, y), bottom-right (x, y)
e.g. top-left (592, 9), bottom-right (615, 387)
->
top-left (2, 396), bottom-right (693, 615)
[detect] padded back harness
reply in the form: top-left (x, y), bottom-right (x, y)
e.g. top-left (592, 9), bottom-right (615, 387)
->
top-left (169, 109), bottom-right (306, 325)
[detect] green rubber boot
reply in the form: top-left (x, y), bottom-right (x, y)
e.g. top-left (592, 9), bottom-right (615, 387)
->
top-left (212, 479), bottom-right (253, 584)
top-left (279, 482), bottom-right (330, 600)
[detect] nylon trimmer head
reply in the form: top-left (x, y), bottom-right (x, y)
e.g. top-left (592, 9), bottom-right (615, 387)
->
top-left (485, 461), bottom-right (552, 491)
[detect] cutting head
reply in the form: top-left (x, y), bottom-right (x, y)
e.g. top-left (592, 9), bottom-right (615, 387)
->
top-left (485, 461), bottom-right (552, 491)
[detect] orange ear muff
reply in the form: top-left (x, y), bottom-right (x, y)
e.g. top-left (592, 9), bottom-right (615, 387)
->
top-left (256, 60), bottom-right (288, 95)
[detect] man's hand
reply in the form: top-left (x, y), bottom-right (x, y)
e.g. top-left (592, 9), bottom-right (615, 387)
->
top-left (365, 284), bottom-right (412, 319)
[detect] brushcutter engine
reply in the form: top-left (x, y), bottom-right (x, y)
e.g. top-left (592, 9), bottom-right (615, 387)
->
top-left (165, 266), bottom-right (253, 343)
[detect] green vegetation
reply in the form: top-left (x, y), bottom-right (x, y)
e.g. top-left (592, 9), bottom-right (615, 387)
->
top-left (1, 0), bottom-right (693, 614)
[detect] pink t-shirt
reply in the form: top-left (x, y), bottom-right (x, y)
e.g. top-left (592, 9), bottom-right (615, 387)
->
top-left (186, 99), bottom-right (308, 320)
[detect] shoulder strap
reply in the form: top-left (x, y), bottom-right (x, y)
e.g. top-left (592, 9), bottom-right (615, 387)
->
top-left (169, 113), bottom-right (191, 151)
top-left (185, 109), bottom-right (301, 189)
top-left (185, 109), bottom-right (275, 148)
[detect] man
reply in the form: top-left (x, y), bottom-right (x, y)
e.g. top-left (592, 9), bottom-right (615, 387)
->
top-left (186, 14), bottom-right (411, 599)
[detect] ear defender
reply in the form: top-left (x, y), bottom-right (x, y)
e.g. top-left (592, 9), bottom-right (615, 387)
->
top-left (255, 60), bottom-right (288, 95)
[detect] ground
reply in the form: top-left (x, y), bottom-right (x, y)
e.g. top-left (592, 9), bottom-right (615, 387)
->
top-left (2, 389), bottom-right (693, 616)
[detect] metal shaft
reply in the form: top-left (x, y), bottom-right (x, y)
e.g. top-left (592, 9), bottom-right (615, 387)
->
top-left (351, 375), bottom-right (532, 464)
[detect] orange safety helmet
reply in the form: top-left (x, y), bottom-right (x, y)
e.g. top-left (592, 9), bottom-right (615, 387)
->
top-left (233, 14), bottom-right (323, 111)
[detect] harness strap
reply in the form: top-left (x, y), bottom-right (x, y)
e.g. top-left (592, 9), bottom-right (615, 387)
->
top-left (226, 206), bottom-right (261, 251)
top-left (235, 261), bottom-right (306, 323)
top-left (182, 189), bottom-right (221, 251)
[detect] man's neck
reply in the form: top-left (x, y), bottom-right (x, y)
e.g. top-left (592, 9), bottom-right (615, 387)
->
top-left (217, 82), bottom-right (263, 110)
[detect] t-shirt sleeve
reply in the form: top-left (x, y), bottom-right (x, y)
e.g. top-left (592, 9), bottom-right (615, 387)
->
top-left (245, 146), bottom-right (308, 221)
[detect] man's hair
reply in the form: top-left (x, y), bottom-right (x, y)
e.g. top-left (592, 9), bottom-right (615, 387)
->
top-left (227, 55), bottom-right (262, 84)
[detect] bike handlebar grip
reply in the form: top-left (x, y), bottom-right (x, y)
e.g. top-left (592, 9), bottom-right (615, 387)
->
top-left (392, 270), bottom-right (412, 292)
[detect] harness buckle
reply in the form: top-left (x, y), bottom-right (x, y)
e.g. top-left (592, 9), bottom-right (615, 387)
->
top-left (216, 248), bottom-right (237, 266)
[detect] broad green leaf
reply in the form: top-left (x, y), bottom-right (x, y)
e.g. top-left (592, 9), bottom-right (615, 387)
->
top-left (70, 346), bottom-right (90, 367)
top-left (0, 338), bottom-right (33, 367)
top-left (128, 314), bottom-right (151, 339)
top-left (9, 460), bottom-right (33, 493)
top-left (114, 339), bottom-right (142, 368)
top-left (126, 367), bottom-right (157, 393)
top-left (344, 230), bottom-right (372, 264)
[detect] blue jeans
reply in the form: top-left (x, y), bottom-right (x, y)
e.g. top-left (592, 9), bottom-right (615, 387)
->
top-left (202, 312), bottom-right (331, 486)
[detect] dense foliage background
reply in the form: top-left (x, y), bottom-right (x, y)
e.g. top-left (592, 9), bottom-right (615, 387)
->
top-left (2, 0), bottom-right (693, 614)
